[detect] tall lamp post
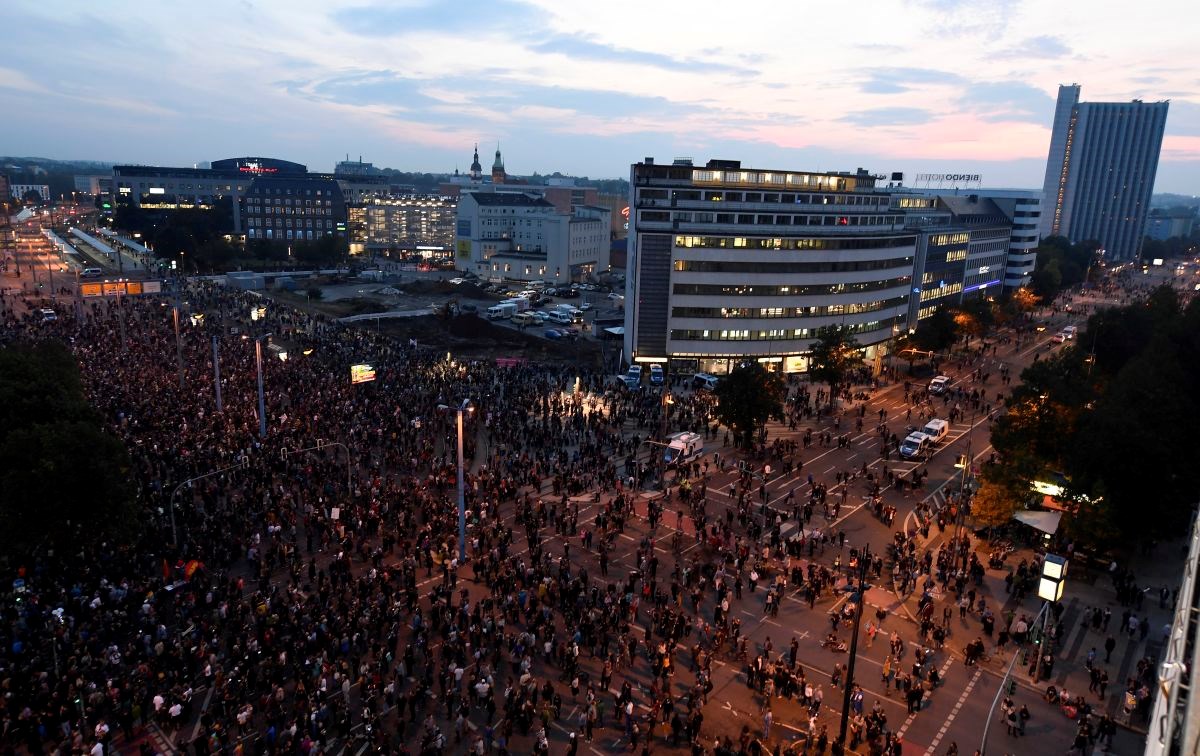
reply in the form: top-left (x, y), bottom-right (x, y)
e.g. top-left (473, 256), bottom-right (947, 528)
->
top-left (1032, 553), bottom-right (1068, 683)
top-left (168, 460), bottom-right (249, 547)
top-left (837, 544), bottom-right (871, 750)
top-left (951, 438), bottom-right (973, 570)
top-left (255, 333), bottom-right (272, 439)
top-left (172, 297), bottom-right (185, 389)
top-left (439, 399), bottom-right (473, 562)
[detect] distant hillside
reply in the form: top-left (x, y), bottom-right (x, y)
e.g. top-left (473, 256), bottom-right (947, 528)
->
top-left (1152, 193), bottom-right (1200, 208)
top-left (0, 157), bottom-right (114, 201)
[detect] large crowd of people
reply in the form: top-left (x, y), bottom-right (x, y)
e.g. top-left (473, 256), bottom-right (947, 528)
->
top-left (0, 269), bottom-right (1172, 756)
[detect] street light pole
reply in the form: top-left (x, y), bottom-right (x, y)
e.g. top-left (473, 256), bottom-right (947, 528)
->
top-left (282, 440), bottom-right (353, 498)
top-left (456, 399), bottom-right (470, 563)
top-left (980, 600), bottom-right (1051, 755)
top-left (168, 460), bottom-right (249, 546)
top-left (838, 544), bottom-right (871, 749)
top-left (255, 334), bottom-right (271, 439)
top-left (173, 300), bottom-right (185, 388)
top-left (440, 399), bottom-right (473, 563)
top-left (212, 334), bottom-right (222, 412)
top-left (952, 435), bottom-right (973, 570)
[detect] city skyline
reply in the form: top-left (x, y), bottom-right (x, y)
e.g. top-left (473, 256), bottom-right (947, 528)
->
top-left (1, 0), bottom-right (1198, 192)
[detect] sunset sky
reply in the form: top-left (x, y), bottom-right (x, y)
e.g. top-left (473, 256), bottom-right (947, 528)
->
top-left (2, 0), bottom-right (1197, 191)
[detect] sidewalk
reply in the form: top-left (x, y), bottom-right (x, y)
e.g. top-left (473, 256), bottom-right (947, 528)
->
top-left (892, 534), bottom-right (1177, 735)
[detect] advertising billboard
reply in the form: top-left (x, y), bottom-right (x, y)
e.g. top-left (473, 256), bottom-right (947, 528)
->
top-left (350, 363), bottom-right (376, 384)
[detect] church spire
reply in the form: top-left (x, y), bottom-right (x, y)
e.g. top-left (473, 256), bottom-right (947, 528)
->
top-left (469, 143), bottom-right (482, 180)
top-left (491, 143), bottom-right (506, 184)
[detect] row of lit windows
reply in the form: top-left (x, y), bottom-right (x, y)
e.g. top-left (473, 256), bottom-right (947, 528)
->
top-left (246, 218), bottom-right (335, 229)
top-left (672, 295), bottom-right (907, 320)
top-left (247, 228), bottom-right (332, 241)
top-left (897, 198), bottom-right (937, 209)
top-left (645, 211), bottom-right (903, 227)
top-left (645, 189), bottom-right (888, 206)
top-left (672, 257), bottom-right (913, 275)
top-left (248, 206), bottom-right (332, 216)
top-left (673, 276), bottom-right (911, 298)
top-left (920, 282), bottom-right (963, 302)
top-left (929, 232), bottom-right (969, 246)
top-left (946, 249), bottom-right (967, 262)
top-left (248, 197), bottom-right (333, 206)
top-left (674, 235), bottom-right (914, 251)
top-left (687, 170), bottom-right (855, 191)
top-left (671, 320), bottom-right (887, 342)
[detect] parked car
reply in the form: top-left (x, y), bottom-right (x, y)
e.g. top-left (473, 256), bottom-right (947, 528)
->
top-left (649, 364), bottom-right (664, 385)
top-left (529, 311), bottom-right (548, 324)
top-left (38, 308), bottom-right (58, 322)
top-left (544, 328), bottom-right (563, 340)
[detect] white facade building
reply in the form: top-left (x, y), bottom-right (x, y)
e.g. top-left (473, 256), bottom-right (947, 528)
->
top-left (625, 159), bottom-right (914, 374)
top-left (454, 190), bottom-right (610, 284)
top-left (10, 183), bottom-right (51, 201)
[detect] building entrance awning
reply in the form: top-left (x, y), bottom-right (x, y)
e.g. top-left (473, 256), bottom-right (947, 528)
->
top-left (1014, 510), bottom-right (1062, 535)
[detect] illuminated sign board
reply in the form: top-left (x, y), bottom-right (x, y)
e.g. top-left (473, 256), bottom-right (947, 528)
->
top-left (915, 173), bottom-right (982, 183)
top-left (238, 162), bottom-right (278, 174)
top-left (149, 187), bottom-right (165, 195)
top-left (250, 305), bottom-right (267, 321)
top-left (350, 363), bottom-right (376, 384)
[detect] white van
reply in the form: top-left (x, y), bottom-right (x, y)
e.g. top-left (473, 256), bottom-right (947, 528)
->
top-left (928, 376), bottom-right (951, 395)
top-left (692, 373), bottom-right (719, 391)
top-left (900, 432), bottom-right (931, 459)
top-left (922, 419), bottom-right (949, 444)
top-left (548, 310), bottom-right (572, 325)
top-left (511, 312), bottom-right (535, 326)
top-left (1062, 326), bottom-right (1078, 339)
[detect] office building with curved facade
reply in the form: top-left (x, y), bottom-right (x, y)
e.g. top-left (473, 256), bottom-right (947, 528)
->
top-left (624, 159), bottom-right (915, 374)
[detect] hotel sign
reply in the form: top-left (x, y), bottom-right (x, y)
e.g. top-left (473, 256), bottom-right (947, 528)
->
top-left (916, 173), bottom-right (982, 183)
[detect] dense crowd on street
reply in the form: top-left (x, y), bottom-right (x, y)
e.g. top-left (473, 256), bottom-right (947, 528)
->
top-left (0, 270), bottom-right (1175, 756)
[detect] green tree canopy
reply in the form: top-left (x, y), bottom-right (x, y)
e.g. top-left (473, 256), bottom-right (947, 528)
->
top-left (0, 341), bottom-right (136, 554)
top-left (913, 306), bottom-right (958, 352)
top-left (987, 293), bottom-right (1200, 548)
top-left (714, 361), bottom-right (785, 448)
top-left (808, 326), bottom-right (863, 404)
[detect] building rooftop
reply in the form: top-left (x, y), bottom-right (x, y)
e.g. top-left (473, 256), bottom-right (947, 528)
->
top-left (467, 193), bottom-right (554, 208)
top-left (633, 158), bottom-right (877, 191)
top-left (937, 194), bottom-right (1006, 220)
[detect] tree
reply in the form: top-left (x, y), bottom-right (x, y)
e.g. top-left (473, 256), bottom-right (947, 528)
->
top-left (808, 326), bottom-right (863, 405)
top-left (970, 479), bottom-right (1021, 532)
top-left (0, 341), bottom-right (136, 554)
top-left (913, 306), bottom-right (957, 352)
top-left (713, 361), bottom-right (785, 448)
top-left (1010, 287), bottom-right (1039, 313)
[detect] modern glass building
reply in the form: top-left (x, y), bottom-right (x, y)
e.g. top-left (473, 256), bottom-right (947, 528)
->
top-left (1039, 84), bottom-right (1169, 262)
